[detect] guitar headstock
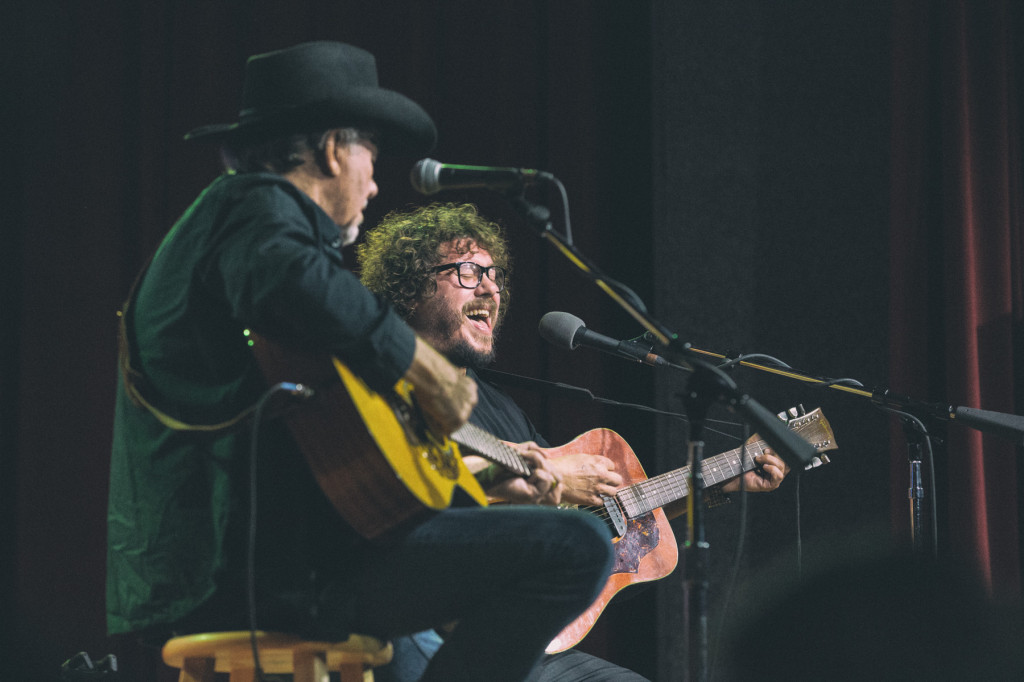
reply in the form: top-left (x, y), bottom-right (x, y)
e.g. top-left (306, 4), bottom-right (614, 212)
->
top-left (777, 406), bottom-right (838, 470)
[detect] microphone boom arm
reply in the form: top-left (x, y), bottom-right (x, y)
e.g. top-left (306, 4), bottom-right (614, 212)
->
top-left (509, 195), bottom-right (682, 351)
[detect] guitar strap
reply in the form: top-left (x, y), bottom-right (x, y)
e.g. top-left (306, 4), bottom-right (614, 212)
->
top-left (117, 255), bottom-right (258, 433)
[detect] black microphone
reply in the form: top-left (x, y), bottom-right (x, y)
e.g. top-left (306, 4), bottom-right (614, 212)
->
top-left (538, 311), bottom-right (668, 367)
top-left (411, 158), bottom-right (552, 195)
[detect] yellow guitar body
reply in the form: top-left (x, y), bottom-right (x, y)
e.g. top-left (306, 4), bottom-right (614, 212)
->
top-left (249, 333), bottom-right (487, 539)
top-left (331, 358), bottom-right (488, 513)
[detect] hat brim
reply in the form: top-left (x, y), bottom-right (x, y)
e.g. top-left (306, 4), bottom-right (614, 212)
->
top-left (185, 86), bottom-right (436, 156)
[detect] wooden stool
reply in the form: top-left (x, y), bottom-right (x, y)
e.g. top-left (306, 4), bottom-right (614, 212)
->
top-left (162, 630), bottom-right (392, 682)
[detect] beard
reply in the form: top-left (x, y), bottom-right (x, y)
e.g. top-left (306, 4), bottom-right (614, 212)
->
top-left (338, 221), bottom-right (361, 247)
top-left (415, 300), bottom-right (499, 369)
top-left (444, 337), bottom-right (497, 369)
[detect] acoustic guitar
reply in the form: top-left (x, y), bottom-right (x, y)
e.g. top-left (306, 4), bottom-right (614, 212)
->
top-left (249, 334), bottom-right (536, 538)
top-left (543, 408), bottom-right (837, 653)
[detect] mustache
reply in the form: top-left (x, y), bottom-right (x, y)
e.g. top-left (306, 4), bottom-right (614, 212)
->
top-left (462, 300), bottom-right (499, 317)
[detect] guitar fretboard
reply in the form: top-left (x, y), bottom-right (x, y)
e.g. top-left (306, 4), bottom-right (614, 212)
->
top-left (451, 422), bottom-right (533, 477)
top-left (616, 440), bottom-right (768, 519)
top-left (614, 409), bottom-right (834, 519)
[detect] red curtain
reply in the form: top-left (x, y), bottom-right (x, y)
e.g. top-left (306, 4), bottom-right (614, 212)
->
top-left (890, 0), bottom-right (1024, 597)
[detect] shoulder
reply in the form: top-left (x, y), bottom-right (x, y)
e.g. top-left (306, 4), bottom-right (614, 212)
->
top-left (470, 369), bottom-right (519, 410)
top-left (467, 368), bottom-right (548, 446)
top-left (193, 172), bottom-right (338, 244)
top-left (208, 172), bottom-right (314, 212)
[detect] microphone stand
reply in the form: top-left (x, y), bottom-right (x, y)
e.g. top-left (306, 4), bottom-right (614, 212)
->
top-left (904, 419), bottom-right (926, 555)
top-left (680, 364), bottom-right (717, 682)
top-left (507, 190), bottom-right (818, 682)
top-left (870, 393), bottom-right (1024, 555)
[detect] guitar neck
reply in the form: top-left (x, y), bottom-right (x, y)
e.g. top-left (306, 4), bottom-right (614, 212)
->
top-left (451, 422), bottom-right (533, 478)
top-left (614, 408), bottom-right (835, 519)
top-left (616, 440), bottom-right (767, 519)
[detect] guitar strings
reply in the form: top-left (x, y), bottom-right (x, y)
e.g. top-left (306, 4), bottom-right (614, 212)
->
top-left (570, 443), bottom-right (764, 530)
top-left (617, 442), bottom-right (766, 515)
top-left (624, 416), bottom-right (827, 514)
top-left (633, 417), bottom-right (826, 511)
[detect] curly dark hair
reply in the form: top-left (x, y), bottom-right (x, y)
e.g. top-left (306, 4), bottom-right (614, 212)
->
top-left (358, 203), bottom-right (512, 322)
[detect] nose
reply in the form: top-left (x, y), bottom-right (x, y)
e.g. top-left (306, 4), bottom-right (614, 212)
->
top-left (477, 271), bottom-right (500, 296)
top-left (367, 178), bottom-right (379, 200)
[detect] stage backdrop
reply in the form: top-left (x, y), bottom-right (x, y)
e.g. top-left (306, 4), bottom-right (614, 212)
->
top-left (650, 2), bottom-right (895, 680)
top-left (649, 2), bottom-right (1023, 680)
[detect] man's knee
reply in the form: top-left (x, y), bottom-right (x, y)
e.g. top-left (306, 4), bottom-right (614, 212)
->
top-left (546, 510), bottom-right (615, 584)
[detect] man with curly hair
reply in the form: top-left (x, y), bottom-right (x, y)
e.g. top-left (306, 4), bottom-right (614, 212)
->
top-left (360, 202), bottom-right (649, 680)
top-left (360, 202), bottom-right (792, 681)
top-left (359, 202), bottom-right (512, 363)
top-left (361, 203), bottom-right (653, 511)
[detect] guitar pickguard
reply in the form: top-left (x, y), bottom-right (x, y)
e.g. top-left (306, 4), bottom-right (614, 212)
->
top-left (610, 512), bottom-right (660, 574)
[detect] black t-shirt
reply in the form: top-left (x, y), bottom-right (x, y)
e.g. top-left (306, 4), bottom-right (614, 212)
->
top-left (467, 368), bottom-right (549, 447)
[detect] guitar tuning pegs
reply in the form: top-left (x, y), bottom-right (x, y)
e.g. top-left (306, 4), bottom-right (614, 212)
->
top-left (819, 454), bottom-right (830, 464)
top-left (798, 404), bottom-right (806, 416)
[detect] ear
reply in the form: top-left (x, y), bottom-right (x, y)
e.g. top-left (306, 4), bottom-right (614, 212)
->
top-left (319, 131), bottom-right (344, 177)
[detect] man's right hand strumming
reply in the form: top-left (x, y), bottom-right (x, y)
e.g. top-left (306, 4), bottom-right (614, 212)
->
top-left (404, 336), bottom-right (478, 434)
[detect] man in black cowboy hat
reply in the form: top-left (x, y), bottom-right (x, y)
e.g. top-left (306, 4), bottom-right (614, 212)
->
top-left (106, 41), bottom-right (613, 682)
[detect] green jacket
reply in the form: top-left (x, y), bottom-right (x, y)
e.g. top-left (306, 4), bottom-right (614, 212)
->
top-left (106, 172), bottom-right (415, 636)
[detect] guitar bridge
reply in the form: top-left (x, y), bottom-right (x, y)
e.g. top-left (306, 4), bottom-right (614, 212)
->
top-left (389, 388), bottom-right (461, 480)
top-left (602, 495), bottom-right (627, 537)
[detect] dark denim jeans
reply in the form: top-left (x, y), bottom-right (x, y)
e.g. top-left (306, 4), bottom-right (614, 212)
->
top-left (377, 631), bottom-right (651, 682)
top-left (331, 505), bottom-right (614, 682)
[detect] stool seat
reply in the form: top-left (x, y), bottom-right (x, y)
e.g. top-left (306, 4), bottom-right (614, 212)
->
top-left (162, 630), bottom-right (392, 682)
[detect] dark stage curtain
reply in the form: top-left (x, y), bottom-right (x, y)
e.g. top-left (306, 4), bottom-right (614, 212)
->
top-left (889, 0), bottom-right (1024, 596)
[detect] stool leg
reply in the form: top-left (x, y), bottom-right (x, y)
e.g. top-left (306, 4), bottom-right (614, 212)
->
top-left (336, 662), bottom-right (372, 682)
top-left (293, 650), bottom-right (329, 682)
top-left (179, 656), bottom-right (215, 682)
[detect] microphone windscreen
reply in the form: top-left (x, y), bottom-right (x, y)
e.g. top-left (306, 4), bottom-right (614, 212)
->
top-left (410, 158), bottom-right (441, 194)
top-left (538, 311), bottom-right (585, 350)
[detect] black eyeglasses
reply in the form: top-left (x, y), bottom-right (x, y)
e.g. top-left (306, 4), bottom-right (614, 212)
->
top-left (431, 262), bottom-right (507, 292)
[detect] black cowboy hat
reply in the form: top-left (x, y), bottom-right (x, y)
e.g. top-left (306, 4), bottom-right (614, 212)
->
top-left (184, 41), bottom-right (436, 155)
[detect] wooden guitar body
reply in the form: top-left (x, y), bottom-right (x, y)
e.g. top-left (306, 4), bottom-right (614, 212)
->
top-left (544, 429), bottom-right (677, 654)
top-left (545, 409), bottom-right (837, 652)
